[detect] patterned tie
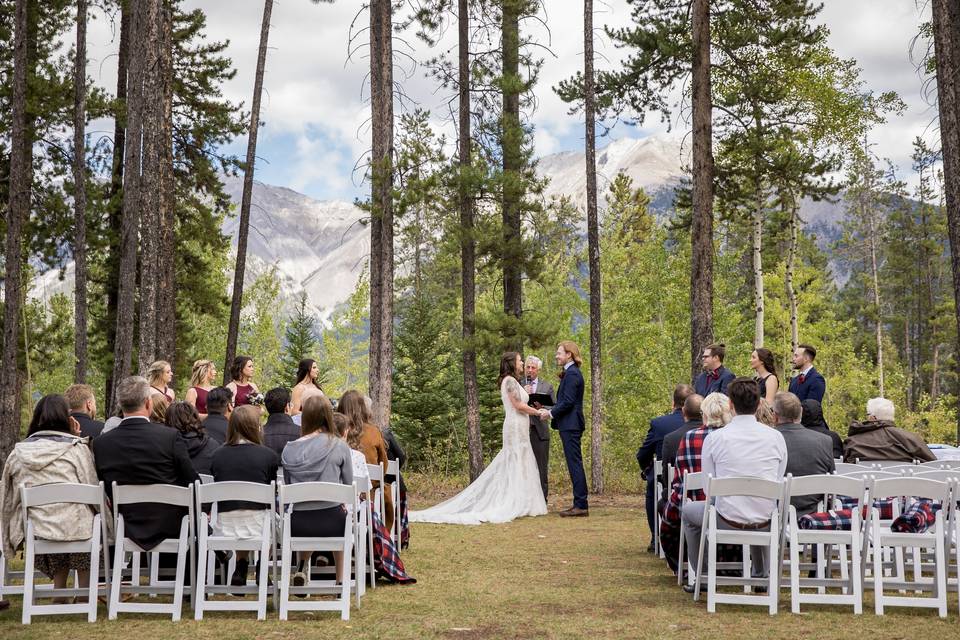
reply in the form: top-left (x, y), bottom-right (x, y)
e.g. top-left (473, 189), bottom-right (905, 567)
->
top-left (709, 369), bottom-right (719, 382)
top-left (799, 374), bottom-right (807, 384)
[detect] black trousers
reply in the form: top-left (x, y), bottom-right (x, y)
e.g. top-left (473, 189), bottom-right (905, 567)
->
top-left (529, 425), bottom-right (549, 499)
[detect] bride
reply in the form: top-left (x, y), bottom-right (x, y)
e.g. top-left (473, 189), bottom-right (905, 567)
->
top-left (409, 352), bottom-right (548, 524)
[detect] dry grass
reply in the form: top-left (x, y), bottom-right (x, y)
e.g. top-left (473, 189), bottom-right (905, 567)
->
top-left (1, 481), bottom-right (958, 639)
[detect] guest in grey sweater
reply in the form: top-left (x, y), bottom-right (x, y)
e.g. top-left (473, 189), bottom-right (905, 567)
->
top-left (281, 394), bottom-right (353, 585)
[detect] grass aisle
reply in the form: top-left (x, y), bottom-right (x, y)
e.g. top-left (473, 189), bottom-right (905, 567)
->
top-left (1, 491), bottom-right (957, 638)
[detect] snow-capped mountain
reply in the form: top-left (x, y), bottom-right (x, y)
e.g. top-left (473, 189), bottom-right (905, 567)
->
top-left (32, 133), bottom-right (848, 320)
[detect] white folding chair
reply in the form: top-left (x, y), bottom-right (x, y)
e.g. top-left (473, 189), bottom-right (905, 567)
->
top-left (20, 482), bottom-right (110, 623)
top-left (938, 460), bottom-right (960, 469)
top-left (783, 474), bottom-right (865, 614)
top-left (860, 460), bottom-right (914, 469)
top-left (386, 458), bottom-right (401, 548)
top-left (278, 482), bottom-right (356, 620)
top-left (919, 460), bottom-right (949, 470)
top-left (198, 474), bottom-right (214, 485)
top-left (108, 482), bottom-right (195, 621)
top-left (835, 463), bottom-right (870, 475)
top-left (870, 477), bottom-right (950, 617)
top-left (194, 481), bottom-right (276, 620)
top-left (676, 471), bottom-right (706, 587)
top-left (367, 463), bottom-right (386, 526)
top-left (693, 476), bottom-right (783, 614)
top-left (356, 477), bottom-right (376, 590)
top-left (653, 458), bottom-right (663, 558)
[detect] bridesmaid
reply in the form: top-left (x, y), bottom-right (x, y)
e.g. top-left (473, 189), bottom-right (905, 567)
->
top-left (750, 347), bottom-right (779, 405)
top-left (185, 359), bottom-right (217, 419)
top-left (147, 360), bottom-right (176, 402)
top-left (290, 358), bottom-right (325, 414)
top-left (227, 356), bottom-right (260, 408)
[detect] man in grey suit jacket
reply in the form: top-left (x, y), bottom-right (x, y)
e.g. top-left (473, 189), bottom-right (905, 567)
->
top-left (524, 356), bottom-right (555, 500)
top-left (773, 392), bottom-right (835, 516)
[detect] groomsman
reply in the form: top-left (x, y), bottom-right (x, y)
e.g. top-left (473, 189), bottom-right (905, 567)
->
top-left (693, 343), bottom-right (735, 396)
top-left (524, 356), bottom-right (555, 500)
top-left (788, 344), bottom-right (826, 403)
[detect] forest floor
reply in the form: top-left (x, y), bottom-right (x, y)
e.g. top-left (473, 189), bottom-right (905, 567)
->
top-left (2, 476), bottom-right (958, 639)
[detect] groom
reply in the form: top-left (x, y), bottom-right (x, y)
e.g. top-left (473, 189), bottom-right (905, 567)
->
top-left (540, 341), bottom-right (588, 517)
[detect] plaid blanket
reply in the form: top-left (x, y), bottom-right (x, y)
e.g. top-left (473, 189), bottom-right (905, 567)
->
top-left (798, 499), bottom-right (940, 534)
top-left (839, 496), bottom-right (895, 520)
top-left (371, 509), bottom-right (416, 584)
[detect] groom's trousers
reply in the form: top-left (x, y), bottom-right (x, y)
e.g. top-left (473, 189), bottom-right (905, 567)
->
top-left (560, 429), bottom-right (588, 509)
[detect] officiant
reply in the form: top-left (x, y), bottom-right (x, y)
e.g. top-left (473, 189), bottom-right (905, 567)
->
top-left (525, 356), bottom-right (555, 500)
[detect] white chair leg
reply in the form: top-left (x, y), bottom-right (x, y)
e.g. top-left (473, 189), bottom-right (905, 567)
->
top-left (742, 545), bottom-right (751, 594)
top-left (87, 523), bottom-right (101, 622)
top-left (195, 536), bottom-right (207, 621)
top-left (790, 535), bottom-right (800, 614)
top-left (109, 537), bottom-right (124, 620)
top-left (851, 534), bottom-right (862, 614)
top-left (677, 522), bottom-right (686, 586)
top-left (279, 528), bottom-right (291, 621)
top-left (707, 531), bottom-right (717, 613)
top-left (22, 528), bottom-right (35, 625)
top-left (937, 531), bottom-right (948, 618)
top-left (874, 523), bottom-right (884, 616)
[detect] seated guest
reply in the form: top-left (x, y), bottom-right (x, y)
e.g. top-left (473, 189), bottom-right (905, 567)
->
top-left (65, 383), bottom-right (104, 439)
top-left (262, 387), bottom-right (300, 457)
top-left (92, 376), bottom-right (198, 550)
top-left (338, 390), bottom-right (394, 533)
top-left (773, 392), bottom-right (835, 516)
top-left (637, 384), bottom-right (693, 552)
top-left (788, 344), bottom-right (826, 403)
top-left (660, 393), bottom-right (703, 506)
top-left (1, 395), bottom-right (99, 601)
top-left (800, 399), bottom-right (843, 460)
top-left (680, 379), bottom-right (787, 590)
top-left (211, 405), bottom-right (280, 587)
top-left (694, 343), bottom-right (736, 396)
top-left (755, 398), bottom-right (776, 427)
top-left (365, 395), bottom-right (410, 547)
top-left (202, 386), bottom-right (233, 445)
top-left (334, 414), bottom-right (370, 488)
top-left (844, 397), bottom-right (936, 463)
top-left (281, 395), bottom-right (353, 586)
top-left (660, 392), bottom-right (729, 573)
top-left (165, 401), bottom-right (220, 475)
top-left (150, 392), bottom-right (170, 424)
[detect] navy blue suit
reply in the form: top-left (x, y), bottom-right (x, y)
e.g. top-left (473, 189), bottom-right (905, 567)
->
top-left (788, 367), bottom-right (826, 403)
top-left (551, 363), bottom-right (587, 509)
top-left (636, 409), bottom-right (684, 538)
top-left (693, 366), bottom-right (735, 397)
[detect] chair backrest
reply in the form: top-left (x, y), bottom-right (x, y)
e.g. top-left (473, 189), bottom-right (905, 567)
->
top-left (861, 460), bottom-right (914, 469)
top-left (386, 459), bottom-right (400, 478)
top-left (706, 476), bottom-right (782, 500)
top-left (835, 462), bottom-right (869, 475)
top-left (840, 470), bottom-right (900, 481)
top-left (195, 481), bottom-right (276, 508)
top-left (111, 482), bottom-right (194, 507)
top-left (871, 477), bottom-right (950, 503)
top-left (919, 460), bottom-right (947, 469)
top-left (279, 481), bottom-right (355, 510)
top-left (367, 463), bottom-right (384, 483)
top-left (910, 470), bottom-right (958, 483)
top-left (880, 465), bottom-right (917, 475)
top-left (682, 471), bottom-right (706, 495)
top-left (938, 460), bottom-right (960, 469)
top-left (198, 474), bottom-right (214, 485)
top-left (653, 458), bottom-right (662, 478)
top-left (21, 482), bottom-right (104, 509)
top-left (787, 474), bottom-right (865, 503)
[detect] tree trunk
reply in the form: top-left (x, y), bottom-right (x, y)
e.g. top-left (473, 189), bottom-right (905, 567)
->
top-left (112, 0), bottom-right (146, 399)
top-left (689, 0), bottom-right (714, 379)
top-left (501, 0), bottom-right (523, 331)
top-left (104, 2), bottom-right (131, 408)
top-left (225, 0), bottom-right (273, 381)
top-left (932, 0), bottom-right (960, 443)
top-left (752, 188), bottom-right (764, 348)
top-left (73, 0), bottom-right (89, 383)
top-left (137, 0), bottom-right (166, 373)
top-left (904, 316), bottom-right (914, 410)
top-left (155, 2), bottom-right (176, 363)
top-left (867, 204), bottom-right (884, 397)
top-left (785, 199), bottom-right (799, 351)
top-left (931, 342), bottom-right (941, 404)
top-left (584, 0), bottom-right (603, 494)
top-left (459, 0), bottom-right (483, 481)
top-left (0, 0), bottom-right (35, 467)
top-left (369, 0), bottom-right (394, 430)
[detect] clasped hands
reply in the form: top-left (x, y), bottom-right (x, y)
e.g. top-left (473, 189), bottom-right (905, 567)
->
top-left (535, 406), bottom-right (551, 420)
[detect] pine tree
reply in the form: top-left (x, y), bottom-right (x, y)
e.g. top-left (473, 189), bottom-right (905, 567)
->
top-left (282, 292), bottom-right (324, 387)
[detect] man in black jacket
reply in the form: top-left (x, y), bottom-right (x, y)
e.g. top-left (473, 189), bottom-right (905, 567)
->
top-left (92, 376), bottom-right (198, 550)
top-left (659, 393), bottom-right (703, 507)
top-left (202, 387), bottom-right (233, 445)
top-left (65, 383), bottom-right (104, 439)
top-left (262, 387), bottom-right (300, 457)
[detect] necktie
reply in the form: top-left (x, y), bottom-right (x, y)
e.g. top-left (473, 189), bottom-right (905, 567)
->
top-left (559, 370), bottom-right (565, 380)
top-left (799, 374), bottom-right (806, 384)
top-left (709, 369), bottom-right (719, 382)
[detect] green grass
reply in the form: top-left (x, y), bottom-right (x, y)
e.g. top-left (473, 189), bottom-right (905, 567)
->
top-left (1, 484), bottom-right (958, 639)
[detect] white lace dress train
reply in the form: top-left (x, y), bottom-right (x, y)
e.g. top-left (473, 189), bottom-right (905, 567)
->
top-left (409, 377), bottom-right (548, 525)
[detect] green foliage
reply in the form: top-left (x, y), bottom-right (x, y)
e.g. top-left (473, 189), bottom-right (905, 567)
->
top-left (320, 273), bottom-right (371, 398)
top-left (237, 266), bottom-right (286, 391)
top-left (282, 291), bottom-right (326, 388)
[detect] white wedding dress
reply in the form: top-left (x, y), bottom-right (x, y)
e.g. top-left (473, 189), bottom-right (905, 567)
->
top-left (409, 377), bottom-right (548, 524)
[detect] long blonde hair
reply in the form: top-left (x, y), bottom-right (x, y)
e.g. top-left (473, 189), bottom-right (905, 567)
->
top-left (558, 341), bottom-right (583, 367)
top-left (190, 359), bottom-right (215, 387)
top-left (147, 360), bottom-right (171, 389)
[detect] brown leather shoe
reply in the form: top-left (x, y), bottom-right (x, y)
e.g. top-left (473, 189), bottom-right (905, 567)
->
top-left (558, 507), bottom-right (589, 517)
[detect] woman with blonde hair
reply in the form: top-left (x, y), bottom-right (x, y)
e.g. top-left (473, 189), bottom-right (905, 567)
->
top-left (185, 359), bottom-right (217, 419)
top-left (149, 393), bottom-right (170, 424)
top-left (337, 390), bottom-right (394, 532)
top-left (147, 360), bottom-right (175, 402)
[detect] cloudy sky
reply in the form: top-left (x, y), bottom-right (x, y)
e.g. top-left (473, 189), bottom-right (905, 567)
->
top-left (84, 0), bottom-right (937, 202)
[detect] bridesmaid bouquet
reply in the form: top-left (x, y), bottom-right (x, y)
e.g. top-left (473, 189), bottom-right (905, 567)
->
top-left (247, 392), bottom-right (265, 407)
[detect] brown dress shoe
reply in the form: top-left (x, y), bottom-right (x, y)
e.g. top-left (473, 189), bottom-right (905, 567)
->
top-left (558, 507), bottom-right (589, 517)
